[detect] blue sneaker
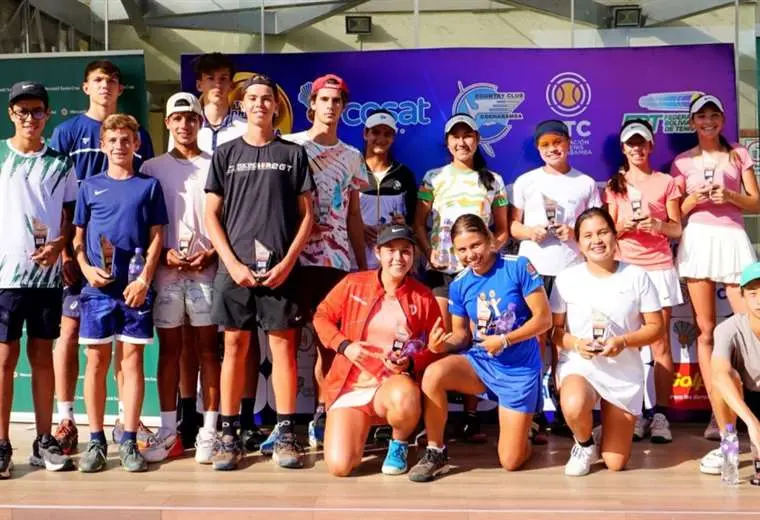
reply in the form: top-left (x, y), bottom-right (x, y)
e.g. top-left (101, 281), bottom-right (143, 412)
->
top-left (259, 423), bottom-right (282, 456)
top-left (381, 439), bottom-right (409, 475)
top-left (308, 420), bottom-right (324, 449)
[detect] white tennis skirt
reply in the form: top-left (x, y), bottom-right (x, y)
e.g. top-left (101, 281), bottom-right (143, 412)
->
top-left (646, 267), bottom-right (684, 308)
top-left (676, 222), bottom-right (757, 284)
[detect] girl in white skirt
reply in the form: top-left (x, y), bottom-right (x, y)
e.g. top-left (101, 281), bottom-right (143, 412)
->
top-left (605, 119), bottom-right (683, 444)
top-left (550, 208), bottom-right (664, 476)
top-left (670, 94), bottom-right (760, 440)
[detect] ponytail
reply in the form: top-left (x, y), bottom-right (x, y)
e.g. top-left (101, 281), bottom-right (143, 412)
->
top-left (607, 165), bottom-right (628, 197)
top-left (473, 149), bottom-right (495, 191)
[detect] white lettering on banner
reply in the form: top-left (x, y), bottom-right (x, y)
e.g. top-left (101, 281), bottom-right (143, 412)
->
top-left (342, 98), bottom-right (433, 128)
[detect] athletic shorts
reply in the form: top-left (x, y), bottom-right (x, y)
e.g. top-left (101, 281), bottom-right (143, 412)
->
top-left (0, 288), bottom-right (63, 342)
top-left (464, 348), bottom-right (543, 414)
top-left (153, 276), bottom-right (214, 328)
top-left (329, 386), bottom-right (386, 426)
top-left (211, 270), bottom-right (304, 332)
top-left (745, 388), bottom-right (760, 418)
top-left (424, 270), bottom-right (457, 299)
top-left (62, 282), bottom-right (82, 319)
top-left (298, 266), bottom-right (348, 318)
top-left (79, 286), bottom-right (155, 345)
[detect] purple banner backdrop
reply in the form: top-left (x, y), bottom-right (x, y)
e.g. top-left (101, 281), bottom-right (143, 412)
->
top-left (180, 44), bottom-right (737, 184)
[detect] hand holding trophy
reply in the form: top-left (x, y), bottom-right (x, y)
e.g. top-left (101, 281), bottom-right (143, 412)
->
top-left (29, 217), bottom-right (58, 267)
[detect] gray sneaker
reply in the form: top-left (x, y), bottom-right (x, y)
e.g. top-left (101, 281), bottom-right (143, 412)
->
top-left (273, 432), bottom-right (304, 469)
top-left (78, 440), bottom-right (108, 473)
top-left (0, 440), bottom-right (12, 479)
top-left (212, 434), bottom-right (243, 471)
top-left (119, 440), bottom-right (148, 472)
top-left (28, 434), bottom-right (74, 472)
top-left (408, 447), bottom-right (449, 483)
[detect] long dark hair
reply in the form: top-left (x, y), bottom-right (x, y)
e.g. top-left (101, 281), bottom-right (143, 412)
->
top-left (450, 213), bottom-right (490, 243)
top-left (446, 126), bottom-right (496, 191)
top-left (607, 119), bottom-right (654, 197)
top-left (574, 207), bottom-right (618, 241)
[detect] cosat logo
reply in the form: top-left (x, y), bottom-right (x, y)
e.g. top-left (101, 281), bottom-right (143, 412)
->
top-left (622, 91), bottom-right (703, 134)
top-left (452, 81), bottom-right (525, 158)
top-left (298, 81), bottom-right (431, 133)
top-left (545, 72), bottom-right (592, 155)
top-left (545, 72), bottom-right (591, 118)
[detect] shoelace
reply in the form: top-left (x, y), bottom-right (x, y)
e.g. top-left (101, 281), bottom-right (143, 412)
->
top-left (422, 448), bottom-right (443, 466)
top-left (651, 414), bottom-right (668, 430)
top-left (570, 443), bottom-right (587, 461)
top-left (387, 441), bottom-right (406, 460)
top-left (55, 422), bottom-right (74, 437)
top-left (40, 435), bottom-right (64, 456)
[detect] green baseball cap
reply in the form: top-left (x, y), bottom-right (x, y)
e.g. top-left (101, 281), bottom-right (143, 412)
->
top-left (740, 262), bottom-right (760, 287)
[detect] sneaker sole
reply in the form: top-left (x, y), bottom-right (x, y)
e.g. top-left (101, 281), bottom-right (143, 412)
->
top-left (28, 455), bottom-right (74, 472)
top-left (409, 464), bottom-right (449, 482)
top-left (212, 460), bottom-right (240, 471)
top-left (699, 463), bottom-right (721, 475)
top-left (651, 435), bottom-right (672, 444)
top-left (121, 464), bottom-right (148, 473)
top-left (381, 464), bottom-right (407, 475)
top-left (272, 451), bottom-right (304, 469)
top-left (78, 462), bottom-right (107, 473)
top-left (0, 461), bottom-right (13, 479)
top-left (195, 454), bottom-right (214, 465)
top-left (564, 468), bottom-right (591, 477)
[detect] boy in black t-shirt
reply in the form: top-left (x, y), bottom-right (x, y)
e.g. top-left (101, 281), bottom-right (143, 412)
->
top-left (204, 74), bottom-right (315, 470)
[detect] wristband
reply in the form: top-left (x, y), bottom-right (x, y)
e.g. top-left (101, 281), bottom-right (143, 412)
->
top-left (337, 340), bottom-right (351, 356)
top-left (136, 276), bottom-right (149, 287)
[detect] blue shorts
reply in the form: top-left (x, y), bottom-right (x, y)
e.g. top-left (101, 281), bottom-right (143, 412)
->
top-left (79, 286), bottom-right (155, 346)
top-left (62, 283), bottom-right (82, 319)
top-left (464, 347), bottom-right (543, 414)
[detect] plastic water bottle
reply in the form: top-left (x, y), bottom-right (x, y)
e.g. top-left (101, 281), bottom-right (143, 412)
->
top-left (128, 247), bottom-right (145, 284)
top-left (721, 424), bottom-right (740, 485)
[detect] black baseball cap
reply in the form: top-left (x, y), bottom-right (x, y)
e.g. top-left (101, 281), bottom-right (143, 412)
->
top-left (376, 224), bottom-right (417, 247)
top-left (8, 81), bottom-right (49, 108)
top-left (534, 119), bottom-right (569, 143)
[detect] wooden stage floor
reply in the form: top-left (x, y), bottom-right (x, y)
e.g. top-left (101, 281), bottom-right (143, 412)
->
top-left (1, 422), bottom-right (760, 519)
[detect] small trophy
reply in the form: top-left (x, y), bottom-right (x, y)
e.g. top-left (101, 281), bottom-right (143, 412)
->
top-left (542, 194), bottom-right (559, 233)
top-left (178, 232), bottom-right (195, 259)
top-left (253, 239), bottom-right (272, 277)
top-left (388, 322), bottom-right (412, 364)
top-left (591, 309), bottom-right (608, 352)
top-left (31, 217), bottom-right (48, 249)
top-left (99, 235), bottom-right (115, 278)
top-left (703, 153), bottom-right (717, 191)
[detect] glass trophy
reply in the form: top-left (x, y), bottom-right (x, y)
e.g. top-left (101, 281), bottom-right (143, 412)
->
top-left (178, 232), bottom-right (195, 259)
top-left (591, 309), bottom-right (608, 352)
top-left (99, 235), bottom-right (115, 278)
top-left (388, 321), bottom-right (412, 364)
top-left (703, 153), bottom-right (716, 186)
top-left (542, 194), bottom-right (559, 233)
top-left (253, 239), bottom-right (272, 277)
top-left (31, 217), bottom-right (48, 249)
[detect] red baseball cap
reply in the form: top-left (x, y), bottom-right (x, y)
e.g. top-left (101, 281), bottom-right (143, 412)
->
top-left (310, 74), bottom-right (349, 96)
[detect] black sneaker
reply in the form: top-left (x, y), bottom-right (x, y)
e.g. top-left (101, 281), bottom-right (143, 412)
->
top-left (273, 432), bottom-right (304, 469)
top-left (212, 434), bottom-right (243, 471)
top-left (28, 434), bottom-right (74, 472)
top-left (178, 415), bottom-right (200, 452)
top-left (455, 413), bottom-right (487, 443)
top-left (408, 447), bottom-right (449, 483)
top-left (241, 427), bottom-right (267, 453)
top-left (0, 440), bottom-right (12, 479)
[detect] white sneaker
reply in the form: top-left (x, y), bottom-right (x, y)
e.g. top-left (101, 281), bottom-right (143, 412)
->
top-left (699, 448), bottom-right (723, 475)
top-left (564, 442), bottom-right (599, 477)
top-left (633, 415), bottom-right (651, 441)
top-left (650, 413), bottom-right (672, 443)
top-left (195, 428), bottom-right (216, 464)
top-left (704, 415), bottom-right (721, 441)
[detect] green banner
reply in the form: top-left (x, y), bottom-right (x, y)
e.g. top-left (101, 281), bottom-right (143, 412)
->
top-left (1, 51), bottom-right (159, 422)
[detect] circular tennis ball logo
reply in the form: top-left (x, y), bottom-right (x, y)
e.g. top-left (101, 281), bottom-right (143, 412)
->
top-left (545, 72), bottom-right (591, 118)
top-left (229, 72), bottom-right (293, 134)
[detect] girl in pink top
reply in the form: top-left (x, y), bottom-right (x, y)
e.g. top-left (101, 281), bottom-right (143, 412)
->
top-left (605, 119), bottom-right (683, 444)
top-left (670, 94), bottom-right (760, 441)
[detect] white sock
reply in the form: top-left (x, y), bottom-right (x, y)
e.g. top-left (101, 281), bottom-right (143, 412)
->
top-left (160, 411), bottom-right (177, 435)
top-left (203, 411), bottom-right (219, 431)
top-left (57, 401), bottom-right (75, 422)
top-left (118, 401), bottom-right (125, 422)
top-left (428, 443), bottom-right (445, 452)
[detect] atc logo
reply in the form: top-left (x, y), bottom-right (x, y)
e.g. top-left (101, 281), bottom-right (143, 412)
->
top-left (545, 72), bottom-right (591, 118)
top-left (452, 81), bottom-right (525, 158)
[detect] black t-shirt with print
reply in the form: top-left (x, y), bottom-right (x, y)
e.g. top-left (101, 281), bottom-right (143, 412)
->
top-left (205, 136), bottom-right (314, 273)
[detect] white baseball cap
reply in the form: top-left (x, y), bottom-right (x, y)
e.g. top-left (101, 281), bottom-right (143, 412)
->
top-left (689, 94), bottom-right (724, 116)
top-left (445, 113), bottom-right (479, 134)
top-left (365, 111), bottom-right (398, 132)
top-left (166, 92), bottom-right (203, 118)
top-left (620, 122), bottom-right (653, 143)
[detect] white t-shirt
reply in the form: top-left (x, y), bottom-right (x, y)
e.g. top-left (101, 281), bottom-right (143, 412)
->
top-left (512, 167), bottom-right (602, 276)
top-left (282, 131), bottom-right (368, 271)
top-left (550, 262), bottom-right (661, 415)
top-left (140, 152), bottom-right (215, 284)
top-left (0, 140), bottom-right (77, 288)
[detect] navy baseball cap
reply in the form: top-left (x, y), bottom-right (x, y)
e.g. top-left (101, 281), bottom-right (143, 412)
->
top-left (376, 225), bottom-right (416, 247)
top-left (534, 119), bottom-right (569, 143)
top-left (8, 81), bottom-right (49, 108)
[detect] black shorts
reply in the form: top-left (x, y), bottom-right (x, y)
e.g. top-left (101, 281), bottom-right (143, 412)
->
top-left (0, 288), bottom-right (63, 342)
top-left (541, 275), bottom-right (556, 298)
top-left (298, 266), bottom-right (348, 317)
top-left (211, 270), bottom-right (304, 333)
top-left (424, 270), bottom-right (457, 299)
top-left (745, 388), bottom-right (760, 417)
